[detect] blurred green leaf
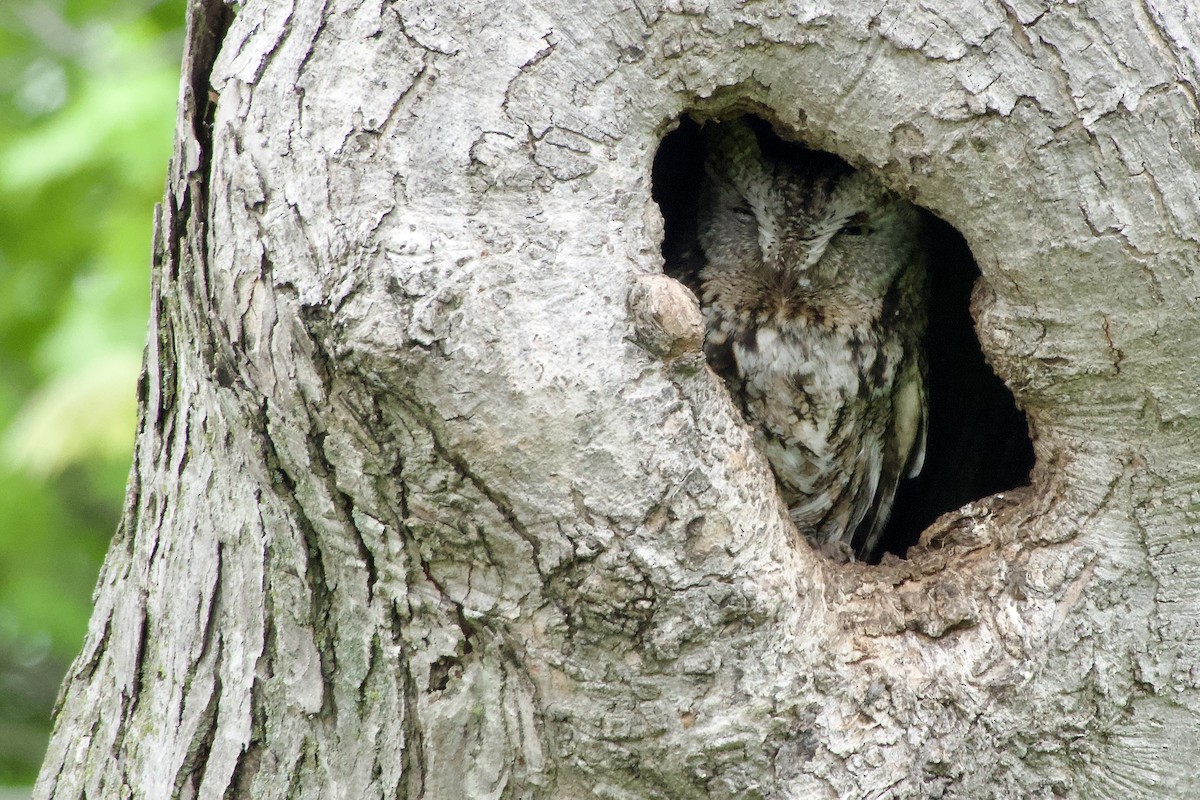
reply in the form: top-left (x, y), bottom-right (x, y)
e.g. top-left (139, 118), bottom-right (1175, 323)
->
top-left (3, 349), bottom-right (140, 476)
top-left (0, 0), bottom-right (186, 785)
top-left (1, 39), bottom-right (177, 191)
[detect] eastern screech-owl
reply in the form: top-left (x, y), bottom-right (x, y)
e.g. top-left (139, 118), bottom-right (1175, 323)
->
top-left (696, 118), bottom-right (928, 560)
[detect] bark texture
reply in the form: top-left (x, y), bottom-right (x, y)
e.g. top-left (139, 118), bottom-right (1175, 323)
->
top-left (37, 0), bottom-right (1200, 797)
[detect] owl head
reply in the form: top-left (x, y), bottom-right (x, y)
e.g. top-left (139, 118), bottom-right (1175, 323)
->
top-left (697, 118), bottom-right (922, 309)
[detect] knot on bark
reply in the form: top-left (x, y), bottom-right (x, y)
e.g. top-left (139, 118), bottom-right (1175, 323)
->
top-left (627, 274), bottom-right (704, 360)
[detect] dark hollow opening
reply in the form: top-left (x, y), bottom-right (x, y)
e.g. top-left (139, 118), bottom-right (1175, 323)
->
top-left (651, 115), bottom-right (1035, 560)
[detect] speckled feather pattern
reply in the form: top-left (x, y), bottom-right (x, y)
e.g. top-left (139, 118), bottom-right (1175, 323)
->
top-left (696, 119), bottom-right (928, 560)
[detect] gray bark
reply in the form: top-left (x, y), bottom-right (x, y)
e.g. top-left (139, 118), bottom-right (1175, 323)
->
top-left (35, 0), bottom-right (1200, 798)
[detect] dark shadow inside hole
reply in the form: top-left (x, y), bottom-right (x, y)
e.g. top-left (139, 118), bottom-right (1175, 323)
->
top-left (651, 115), bottom-right (1035, 560)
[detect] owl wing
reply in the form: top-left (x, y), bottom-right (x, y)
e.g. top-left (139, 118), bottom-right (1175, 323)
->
top-left (852, 357), bottom-right (927, 560)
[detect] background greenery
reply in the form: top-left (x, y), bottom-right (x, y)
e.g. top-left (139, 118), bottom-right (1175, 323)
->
top-left (0, 0), bottom-right (185, 783)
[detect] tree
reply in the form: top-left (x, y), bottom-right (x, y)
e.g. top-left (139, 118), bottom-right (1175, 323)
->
top-left (36, 0), bottom-right (1200, 797)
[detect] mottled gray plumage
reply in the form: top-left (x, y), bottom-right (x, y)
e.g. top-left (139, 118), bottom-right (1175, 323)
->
top-left (696, 118), bottom-right (928, 560)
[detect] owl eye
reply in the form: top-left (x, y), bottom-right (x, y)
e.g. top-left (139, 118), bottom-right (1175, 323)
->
top-left (731, 204), bottom-right (756, 224)
top-left (838, 214), bottom-right (871, 237)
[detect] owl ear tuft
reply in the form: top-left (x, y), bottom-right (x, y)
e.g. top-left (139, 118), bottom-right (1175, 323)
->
top-left (703, 119), bottom-right (765, 187)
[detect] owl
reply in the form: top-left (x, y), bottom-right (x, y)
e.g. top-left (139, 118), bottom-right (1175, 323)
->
top-left (696, 118), bottom-right (928, 561)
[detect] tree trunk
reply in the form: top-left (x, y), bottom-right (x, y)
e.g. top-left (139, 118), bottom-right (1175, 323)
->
top-left (36, 0), bottom-right (1200, 797)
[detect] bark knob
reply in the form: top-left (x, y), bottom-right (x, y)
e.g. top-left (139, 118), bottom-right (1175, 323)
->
top-left (627, 274), bottom-right (705, 360)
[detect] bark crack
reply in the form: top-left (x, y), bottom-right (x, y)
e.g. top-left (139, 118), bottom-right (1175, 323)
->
top-left (415, 405), bottom-right (545, 578)
top-left (1132, 0), bottom-right (1200, 116)
top-left (173, 667), bottom-right (223, 798)
top-left (1101, 315), bottom-right (1124, 374)
top-left (260, 410), bottom-right (338, 716)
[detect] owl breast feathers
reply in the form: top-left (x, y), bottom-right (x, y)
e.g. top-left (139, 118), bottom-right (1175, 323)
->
top-left (696, 118), bottom-right (928, 561)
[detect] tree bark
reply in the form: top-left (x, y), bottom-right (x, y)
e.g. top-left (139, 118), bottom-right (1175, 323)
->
top-left (36, 0), bottom-right (1200, 797)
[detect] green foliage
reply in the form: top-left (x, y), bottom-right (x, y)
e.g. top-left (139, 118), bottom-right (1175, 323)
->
top-left (0, 0), bottom-right (185, 784)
